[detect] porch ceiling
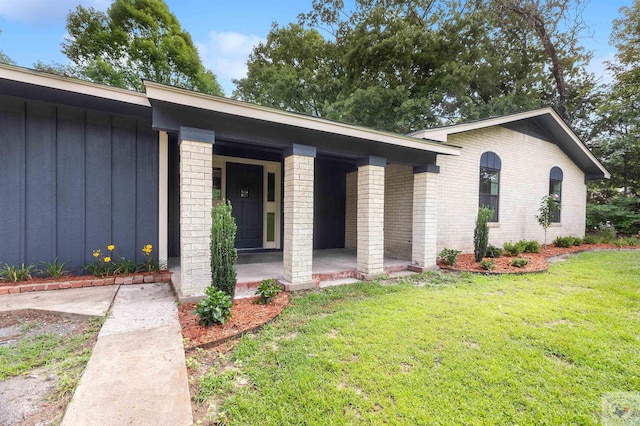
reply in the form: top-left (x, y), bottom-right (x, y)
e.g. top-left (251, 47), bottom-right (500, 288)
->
top-left (144, 81), bottom-right (460, 166)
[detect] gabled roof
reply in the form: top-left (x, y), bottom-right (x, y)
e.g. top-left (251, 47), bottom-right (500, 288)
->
top-left (143, 80), bottom-right (460, 158)
top-left (409, 108), bottom-right (610, 180)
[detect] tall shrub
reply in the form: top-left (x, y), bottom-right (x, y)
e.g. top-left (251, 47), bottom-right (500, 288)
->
top-left (210, 200), bottom-right (238, 298)
top-left (536, 195), bottom-right (560, 245)
top-left (474, 207), bottom-right (492, 262)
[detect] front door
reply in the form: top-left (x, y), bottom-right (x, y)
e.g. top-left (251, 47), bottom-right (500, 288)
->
top-left (226, 163), bottom-right (263, 248)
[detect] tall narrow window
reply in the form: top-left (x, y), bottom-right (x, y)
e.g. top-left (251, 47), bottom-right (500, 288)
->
top-left (479, 152), bottom-right (501, 222)
top-left (549, 167), bottom-right (563, 223)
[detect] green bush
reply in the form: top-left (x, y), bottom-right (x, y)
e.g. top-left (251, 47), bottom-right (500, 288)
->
top-left (586, 196), bottom-right (640, 236)
top-left (582, 234), bottom-right (600, 244)
top-left (479, 259), bottom-right (495, 271)
top-left (511, 258), bottom-right (530, 268)
top-left (0, 263), bottom-right (35, 282)
top-left (193, 286), bottom-right (233, 326)
top-left (619, 236), bottom-right (640, 247)
top-left (596, 223), bottom-right (617, 243)
top-left (503, 241), bottom-right (523, 256)
top-left (211, 200), bottom-right (238, 298)
top-left (38, 258), bottom-right (68, 279)
top-left (474, 207), bottom-right (493, 262)
top-left (553, 236), bottom-right (581, 248)
top-left (485, 245), bottom-right (503, 258)
top-left (521, 240), bottom-right (541, 254)
top-left (438, 248), bottom-right (461, 266)
top-left (255, 279), bottom-right (282, 304)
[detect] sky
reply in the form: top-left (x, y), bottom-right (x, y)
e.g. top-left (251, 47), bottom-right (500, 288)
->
top-left (0, 0), bottom-right (631, 96)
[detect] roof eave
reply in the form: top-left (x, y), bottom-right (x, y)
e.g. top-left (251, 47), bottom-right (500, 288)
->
top-left (143, 80), bottom-right (460, 157)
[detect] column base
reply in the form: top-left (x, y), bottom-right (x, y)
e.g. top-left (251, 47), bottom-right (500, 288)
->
top-left (278, 278), bottom-right (318, 292)
top-left (355, 271), bottom-right (384, 281)
top-left (408, 264), bottom-right (438, 273)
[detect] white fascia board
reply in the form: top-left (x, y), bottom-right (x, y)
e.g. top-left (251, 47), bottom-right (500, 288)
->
top-left (0, 63), bottom-right (150, 107)
top-left (410, 107), bottom-right (610, 178)
top-left (143, 81), bottom-right (460, 157)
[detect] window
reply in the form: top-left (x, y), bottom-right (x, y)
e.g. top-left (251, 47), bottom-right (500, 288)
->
top-left (479, 152), bottom-right (501, 222)
top-left (212, 167), bottom-right (222, 200)
top-left (549, 167), bottom-right (563, 223)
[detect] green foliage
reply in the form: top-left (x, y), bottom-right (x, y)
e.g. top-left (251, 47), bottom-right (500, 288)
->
top-left (83, 244), bottom-right (161, 277)
top-left (255, 279), bottom-right (282, 305)
top-left (536, 195), bottom-right (560, 245)
top-left (211, 200), bottom-right (238, 299)
top-left (38, 258), bottom-right (69, 279)
top-left (474, 207), bottom-right (493, 262)
top-left (58, 0), bottom-right (222, 94)
top-left (503, 241), bottom-right (523, 256)
top-left (438, 248), bottom-right (461, 266)
top-left (510, 257), bottom-right (530, 268)
top-left (553, 236), bottom-right (582, 248)
top-left (479, 258), bottom-right (496, 271)
top-left (236, 0), bottom-right (594, 133)
top-left (0, 263), bottom-right (35, 282)
top-left (582, 234), bottom-right (600, 244)
top-left (485, 245), bottom-right (504, 258)
top-left (521, 240), bottom-right (541, 254)
top-left (193, 287), bottom-right (233, 326)
top-left (215, 252), bottom-right (640, 424)
top-left (586, 197), bottom-right (640, 236)
top-left (596, 223), bottom-right (618, 244)
top-left (619, 236), bottom-right (640, 246)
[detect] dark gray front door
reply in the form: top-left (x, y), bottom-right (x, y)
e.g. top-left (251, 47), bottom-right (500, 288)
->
top-left (226, 163), bottom-right (263, 248)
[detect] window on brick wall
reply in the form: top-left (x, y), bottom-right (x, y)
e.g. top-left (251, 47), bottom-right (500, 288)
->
top-left (479, 151), bottom-right (501, 222)
top-left (549, 166), bottom-right (563, 223)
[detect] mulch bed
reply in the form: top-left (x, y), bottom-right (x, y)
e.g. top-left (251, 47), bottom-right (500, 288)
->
top-left (438, 243), bottom-right (632, 274)
top-left (179, 293), bottom-right (289, 351)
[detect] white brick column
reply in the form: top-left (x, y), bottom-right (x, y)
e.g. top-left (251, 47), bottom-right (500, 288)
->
top-left (357, 156), bottom-right (386, 279)
top-left (281, 144), bottom-right (316, 291)
top-left (178, 127), bottom-right (215, 299)
top-left (411, 165), bottom-right (439, 271)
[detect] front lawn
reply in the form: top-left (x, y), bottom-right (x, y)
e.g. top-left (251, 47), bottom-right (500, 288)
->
top-left (197, 251), bottom-right (640, 424)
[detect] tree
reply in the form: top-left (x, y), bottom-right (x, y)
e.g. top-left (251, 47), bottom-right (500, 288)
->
top-left (589, 1), bottom-right (640, 199)
top-left (536, 195), bottom-right (560, 245)
top-left (474, 207), bottom-right (493, 261)
top-left (236, 0), bottom-right (595, 133)
top-left (60, 0), bottom-right (222, 94)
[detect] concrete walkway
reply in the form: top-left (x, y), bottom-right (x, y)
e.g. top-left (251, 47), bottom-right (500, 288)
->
top-left (0, 285), bottom-right (118, 317)
top-left (61, 283), bottom-right (192, 426)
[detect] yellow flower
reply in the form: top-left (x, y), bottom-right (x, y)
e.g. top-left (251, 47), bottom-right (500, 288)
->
top-left (104, 257), bottom-right (111, 263)
top-left (107, 245), bottom-right (115, 251)
top-left (93, 250), bottom-right (100, 258)
top-left (142, 244), bottom-right (153, 254)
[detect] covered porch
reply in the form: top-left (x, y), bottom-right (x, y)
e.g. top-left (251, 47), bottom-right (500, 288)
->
top-left (146, 81), bottom-right (460, 301)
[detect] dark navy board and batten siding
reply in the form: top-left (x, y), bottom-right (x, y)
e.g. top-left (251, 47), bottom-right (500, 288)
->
top-left (0, 95), bottom-right (158, 271)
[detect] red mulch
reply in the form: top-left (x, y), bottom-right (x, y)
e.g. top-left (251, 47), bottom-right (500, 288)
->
top-left (179, 293), bottom-right (289, 350)
top-left (438, 243), bottom-right (630, 274)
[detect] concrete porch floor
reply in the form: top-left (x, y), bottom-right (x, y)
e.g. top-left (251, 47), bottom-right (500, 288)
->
top-left (169, 249), bottom-right (412, 299)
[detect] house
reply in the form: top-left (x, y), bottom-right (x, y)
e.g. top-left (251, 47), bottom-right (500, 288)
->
top-left (0, 64), bottom-right (608, 300)
top-left (410, 110), bottom-right (610, 252)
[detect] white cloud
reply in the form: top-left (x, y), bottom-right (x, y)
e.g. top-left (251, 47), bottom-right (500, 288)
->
top-left (0, 0), bottom-right (109, 23)
top-left (197, 31), bottom-right (263, 94)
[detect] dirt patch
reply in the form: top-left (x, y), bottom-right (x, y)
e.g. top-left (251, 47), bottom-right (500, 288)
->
top-left (438, 243), bottom-right (634, 274)
top-left (0, 311), bottom-right (98, 426)
top-left (178, 293), bottom-right (289, 351)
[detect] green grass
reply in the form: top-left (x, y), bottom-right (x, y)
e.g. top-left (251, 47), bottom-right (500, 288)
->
top-left (198, 251), bottom-right (640, 425)
top-left (0, 317), bottom-right (103, 391)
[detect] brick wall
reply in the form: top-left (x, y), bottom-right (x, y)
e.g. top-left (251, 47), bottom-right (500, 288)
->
top-left (283, 154), bottom-right (314, 286)
top-left (436, 126), bottom-right (587, 252)
top-left (412, 171), bottom-right (438, 267)
top-left (384, 164), bottom-right (413, 260)
top-left (179, 140), bottom-right (213, 298)
top-left (357, 164), bottom-right (385, 275)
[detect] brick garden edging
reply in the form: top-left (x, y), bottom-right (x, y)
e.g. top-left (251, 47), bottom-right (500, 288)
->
top-left (0, 272), bottom-right (172, 295)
